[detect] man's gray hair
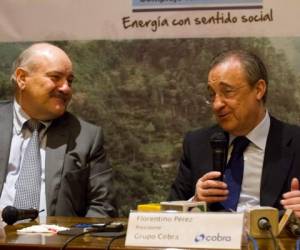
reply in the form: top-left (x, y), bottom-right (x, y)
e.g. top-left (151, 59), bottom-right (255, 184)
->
top-left (209, 50), bottom-right (268, 102)
top-left (10, 42), bottom-right (58, 84)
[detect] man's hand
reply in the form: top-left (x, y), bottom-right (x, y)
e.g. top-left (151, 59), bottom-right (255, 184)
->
top-left (193, 171), bottom-right (228, 203)
top-left (281, 178), bottom-right (300, 218)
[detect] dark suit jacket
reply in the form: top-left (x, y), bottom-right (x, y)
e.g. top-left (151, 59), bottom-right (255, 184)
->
top-left (0, 101), bottom-right (116, 217)
top-left (169, 116), bottom-right (300, 211)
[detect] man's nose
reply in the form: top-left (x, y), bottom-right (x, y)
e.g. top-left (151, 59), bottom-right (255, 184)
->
top-left (58, 79), bottom-right (72, 94)
top-left (212, 94), bottom-right (225, 111)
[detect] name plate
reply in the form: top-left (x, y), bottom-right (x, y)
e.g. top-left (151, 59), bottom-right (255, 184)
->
top-left (125, 211), bottom-right (243, 249)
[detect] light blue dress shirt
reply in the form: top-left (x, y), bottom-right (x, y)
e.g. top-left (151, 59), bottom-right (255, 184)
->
top-left (0, 100), bottom-right (51, 216)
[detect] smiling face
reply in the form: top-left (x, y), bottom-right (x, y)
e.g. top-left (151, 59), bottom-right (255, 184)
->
top-left (207, 57), bottom-right (266, 136)
top-left (15, 44), bottom-right (74, 121)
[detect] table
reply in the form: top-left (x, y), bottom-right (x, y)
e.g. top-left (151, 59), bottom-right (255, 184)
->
top-left (0, 216), bottom-right (127, 250)
top-left (0, 216), bottom-right (297, 250)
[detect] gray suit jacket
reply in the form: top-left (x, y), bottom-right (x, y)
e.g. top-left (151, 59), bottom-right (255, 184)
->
top-left (0, 101), bottom-right (116, 217)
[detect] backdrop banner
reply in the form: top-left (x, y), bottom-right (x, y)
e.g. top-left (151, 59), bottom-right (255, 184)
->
top-left (0, 0), bottom-right (299, 42)
top-left (1, 1), bottom-right (300, 216)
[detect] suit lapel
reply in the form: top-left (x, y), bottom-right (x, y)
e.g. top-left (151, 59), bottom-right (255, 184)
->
top-left (45, 115), bottom-right (70, 214)
top-left (260, 117), bottom-right (294, 206)
top-left (0, 102), bottom-right (13, 193)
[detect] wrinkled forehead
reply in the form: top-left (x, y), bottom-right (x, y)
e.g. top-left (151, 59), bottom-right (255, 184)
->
top-left (208, 59), bottom-right (248, 87)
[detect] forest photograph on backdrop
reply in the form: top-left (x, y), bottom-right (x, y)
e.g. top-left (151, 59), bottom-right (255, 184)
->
top-left (0, 37), bottom-right (300, 216)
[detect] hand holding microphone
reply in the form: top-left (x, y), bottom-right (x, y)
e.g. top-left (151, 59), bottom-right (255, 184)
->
top-left (194, 132), bottom-right (228, 203)
top-left (1, 206), bottom-right (39, 225)
top-left (194, 171), bottom-right (228, 203)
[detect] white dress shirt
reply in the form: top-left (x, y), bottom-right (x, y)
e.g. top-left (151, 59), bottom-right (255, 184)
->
top-left (0, 100), bottom-right (51, 216)
top-left (231, 111), bottom-right (270, 212)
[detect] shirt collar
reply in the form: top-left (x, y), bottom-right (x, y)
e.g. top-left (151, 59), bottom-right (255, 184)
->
top-left (229, 110), bottom-right (270, 151)
top-left (13, 99), bottom-right (52, 134)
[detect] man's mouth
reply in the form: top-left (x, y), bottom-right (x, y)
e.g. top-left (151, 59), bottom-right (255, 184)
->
top-left (217, 112), bottom-right (230, 119)
top-left (51, 93), bottom-right (69, 103)
top-left (54, 96), bottom-right (67, 103)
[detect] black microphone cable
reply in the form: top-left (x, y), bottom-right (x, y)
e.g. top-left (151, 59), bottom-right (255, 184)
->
top-left (60, 227), bottom-right (100, 250)
top-left (60, 221), bottom-right (126, 250)
top-left (257, 217), bottom-right (280, 250)
top-left (104, 231), bottom-right (126, 250)
top-left (60, 221), bottom-right (112, 250)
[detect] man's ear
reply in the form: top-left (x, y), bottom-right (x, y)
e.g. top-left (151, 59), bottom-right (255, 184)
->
top-left (255, 79), bottom-right (267, 101)
top-left (15, 68), bottom-right (28, 90)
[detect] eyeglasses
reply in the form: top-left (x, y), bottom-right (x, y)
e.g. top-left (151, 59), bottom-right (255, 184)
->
top-left (205, 84), bottom-right (248, 105)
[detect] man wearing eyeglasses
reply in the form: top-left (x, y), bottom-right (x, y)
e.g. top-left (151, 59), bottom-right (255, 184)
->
top-left (169, 50), bottom-right (300, 217)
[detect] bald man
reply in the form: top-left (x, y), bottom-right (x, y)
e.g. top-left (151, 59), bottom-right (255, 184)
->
top-left (0, 43), bottom-right (116, 217)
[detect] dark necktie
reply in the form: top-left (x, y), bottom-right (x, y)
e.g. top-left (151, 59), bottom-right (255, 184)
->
top-left (221, 136), bottom-right (250, 211)
top-left (14, 119), bottom-right (43, 209)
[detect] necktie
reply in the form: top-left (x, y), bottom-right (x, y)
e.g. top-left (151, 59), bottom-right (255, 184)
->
top-left (221, 136), bottom-right (250, 211)
top-left (14, 119), bottom-right (43, 209)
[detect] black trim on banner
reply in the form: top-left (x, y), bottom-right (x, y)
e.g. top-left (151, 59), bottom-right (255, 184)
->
top-left (133, 5), bottom-right (263, 12)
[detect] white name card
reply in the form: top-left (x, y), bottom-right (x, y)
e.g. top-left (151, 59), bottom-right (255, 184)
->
top-left (125, 211), bottom-right (244, 249)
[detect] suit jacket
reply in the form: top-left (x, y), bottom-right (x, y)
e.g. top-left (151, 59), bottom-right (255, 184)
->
top-left (0, 101), bottom-right (116, 217)
top-left (169, 116), bottom-right (300, 211)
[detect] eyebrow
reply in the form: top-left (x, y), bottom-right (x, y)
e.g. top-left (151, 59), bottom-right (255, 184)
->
top-left (219, 81), bottom-right (234, 88)
top-left (208, 81), bottom-right (233, 89)
top-left (46, 71), bottom-right (74, 78)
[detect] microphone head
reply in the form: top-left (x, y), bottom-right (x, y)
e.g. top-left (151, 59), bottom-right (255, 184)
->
top-left (2, 206), bottom-right (19, 225)
top-left (210, 132), bottom-right (227, 149)
top-left (2, 206), bottom-right (39, 225)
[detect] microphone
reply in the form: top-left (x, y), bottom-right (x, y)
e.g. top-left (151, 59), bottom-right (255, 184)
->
top-left (278, 209), bottom-right (300, 237)
top-left (257, 217), bottom-right (272, 230)
top-left (286, 210), bottom-right (300, 236)
top-left (2, 206), bottom-right (39, 225)
top-left (246, 206), bottom-right (279, 238)
top-left (209, 132), bottom-right (228, 180)
top-left (287, 221), bottom-right (300, 236)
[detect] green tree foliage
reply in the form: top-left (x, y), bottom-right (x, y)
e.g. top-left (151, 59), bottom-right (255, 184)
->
top-left (0, 38), bottom-right (299, 215)
top-left (0, 42), bottom-right (33, 99)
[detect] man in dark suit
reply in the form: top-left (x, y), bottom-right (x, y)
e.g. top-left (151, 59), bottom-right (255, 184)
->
top-left (169, 50), bottom-right (300, 217)
top-left (0, 43), bottom-right (116, 217)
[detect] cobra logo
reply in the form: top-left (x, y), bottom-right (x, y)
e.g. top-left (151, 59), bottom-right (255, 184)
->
top-left (194, 233), bottom-right (231, 242)
top-left (194, 234), bottom-right (205, 242)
